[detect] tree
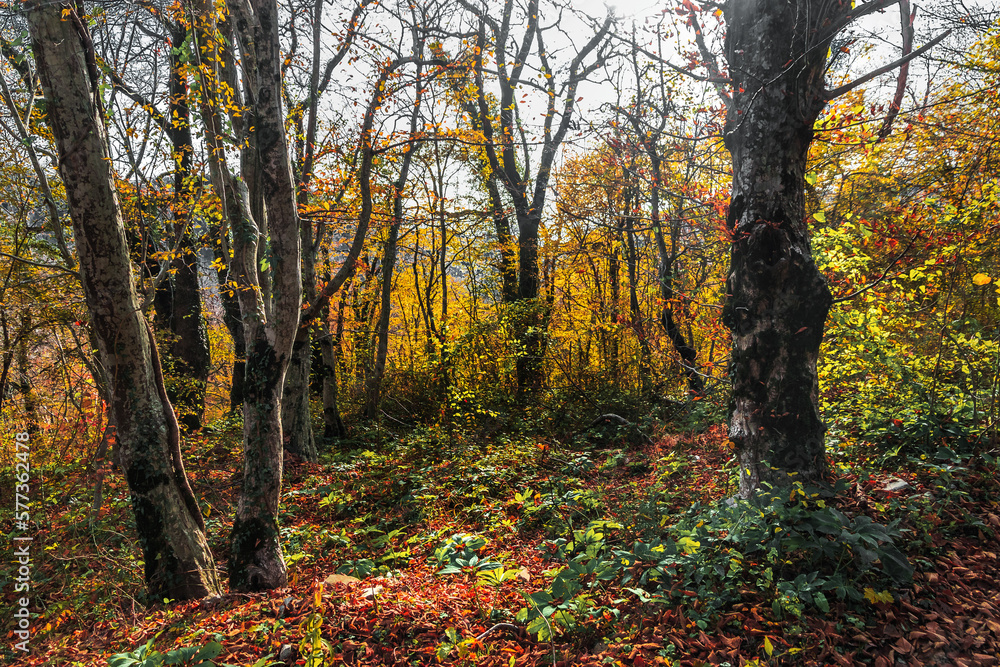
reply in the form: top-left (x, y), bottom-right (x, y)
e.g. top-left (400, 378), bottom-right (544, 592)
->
top-left (707, 0), bottom-right (947, 497)
top-left (281, 0), bottom-right (373, 460)
top-left (204, 0), bottom-right (304, 592)
top-left (458, 0), bottom-right (614, 395)
top-left (26, 0), bottom-right (221, 599)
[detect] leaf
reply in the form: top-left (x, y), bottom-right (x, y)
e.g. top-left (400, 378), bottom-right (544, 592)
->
top-left (813, 210), bottom-right (826, 223)
top-left (878, 544), bottom-right (914, 582)
top-left (972, 273), bottom-right (992, 285)
top-left (193, 641), bottom-right (223, 662)
top-left (764, 636), bottom-right (774, 657)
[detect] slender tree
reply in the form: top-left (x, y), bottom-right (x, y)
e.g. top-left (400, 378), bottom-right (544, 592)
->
top-left (458, 0), bottom-right (614, 395)
top-left (27, 0), bottom-right (221, 599)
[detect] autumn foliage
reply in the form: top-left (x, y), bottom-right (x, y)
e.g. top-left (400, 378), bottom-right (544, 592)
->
top-left (1, 1), bottom-right (999, 666)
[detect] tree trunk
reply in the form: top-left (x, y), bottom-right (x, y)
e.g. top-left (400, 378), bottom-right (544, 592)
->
top-left (621, 199), bottom-right (652, 394)
top-left (216, 262), bottom-right (247, 412)
top-left (282, 327), bottom-right (317, 460)
top-left (227, 0), bottom-right (303, 592)
top-left (27, 1), bottom-right (220, 600)
top-left (320, 281), bottom-right (349, 441)
top-left (17, 314), bottom-right (39, 436)
top-left (164, 24), bottom-right (210, 431)
top-left (364, 35), bottom-right (425, 420)
top-left (166, 236), bottom-right (209, 431)
top-left (722, 0), bottom-right (836, 497)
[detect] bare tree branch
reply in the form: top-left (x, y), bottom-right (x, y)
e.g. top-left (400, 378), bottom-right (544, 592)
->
top-left (825, 30), bottom-right (950, 100)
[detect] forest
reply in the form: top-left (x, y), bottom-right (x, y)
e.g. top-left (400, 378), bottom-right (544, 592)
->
top-left (1, 0), bottom-right (999, 665)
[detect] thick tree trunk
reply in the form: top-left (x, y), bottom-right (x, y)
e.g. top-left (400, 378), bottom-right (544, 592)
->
top-left (27, 1), bottom-right (220, 599)
top-left (722, 0), bottom-right (836, 497)
top-left (227, 0), bottom-right (302, 592)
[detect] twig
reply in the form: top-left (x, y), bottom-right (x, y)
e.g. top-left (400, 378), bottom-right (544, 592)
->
top-left (475, 622), bottom-right (519, 642)
top-left (825, 31), bottom-right (950, 100)
top-left (831, 236), bottom-right (917, 304)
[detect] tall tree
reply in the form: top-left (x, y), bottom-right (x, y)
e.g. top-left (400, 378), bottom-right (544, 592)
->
top-left (710, 0), bottom-right (946, 497)
top-left (281, 0), bottom-right (373, 460)
top-left (619, 28), bottom-right (704, 395)
top-left (459, 0), bottom-right (613, 395)
top-left (363, 5), bottom-right (429, 420)
top-left (215, 0), bottom-right (304, 591)
top-left (26, 0), bottom-right (221, 599)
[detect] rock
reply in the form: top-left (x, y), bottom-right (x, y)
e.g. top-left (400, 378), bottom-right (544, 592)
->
top-left (278, 644), bottom-right (295, 663)
top-left (276, 596), bottom-right (296, 618)
top-left (883, 478), bottom-right (910, 493)
top-left (324, 573), bottom-right (361, 586)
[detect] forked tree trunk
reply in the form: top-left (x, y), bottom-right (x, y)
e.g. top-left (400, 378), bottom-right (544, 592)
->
top-left (722, 0), bottom-right (836, 497)
top-left (27, 1), bottom-right (220, 599)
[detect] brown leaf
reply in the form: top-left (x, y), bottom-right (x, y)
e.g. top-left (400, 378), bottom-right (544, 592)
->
top-left (894, 637), bottom-right (913, 654)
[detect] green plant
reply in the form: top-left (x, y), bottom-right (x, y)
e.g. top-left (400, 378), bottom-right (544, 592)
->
top-left (432, 533), bottom-right (502, 575)
top-left (516, 523), bottom-right (620, 639)
top-left (107, 639), bottom-right (278, 667)
top-left (298, 588), bottom-right (331, 667)
top-left (619, 481), bottom-right (913, 617)
top-left (871, 408), bottom-right (983, 463)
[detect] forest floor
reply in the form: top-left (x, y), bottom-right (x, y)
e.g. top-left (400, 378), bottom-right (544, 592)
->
top-left (4, 409), bottom-right (1000, 667)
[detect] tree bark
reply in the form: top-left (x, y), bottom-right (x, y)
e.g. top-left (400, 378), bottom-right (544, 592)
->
top-left (27, 1), bottom-right (220, 599)
top-left (227, 0), bottom-right (303, 592)
top-left (721, 0), bottom-right (837, 497)
top-left (320, 274), bottom-right (349, 441)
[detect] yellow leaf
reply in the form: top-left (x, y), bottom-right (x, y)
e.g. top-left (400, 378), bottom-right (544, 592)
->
top-left (764, 636), bottom-right (774, 657)
top-left (972, 273), bottom-right (992, 286)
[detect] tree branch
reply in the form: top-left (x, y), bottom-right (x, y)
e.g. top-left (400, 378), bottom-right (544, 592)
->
top-left (825, 30), bottom-right (949, 100)
top-left (877, 0), bottom-right (915, 141)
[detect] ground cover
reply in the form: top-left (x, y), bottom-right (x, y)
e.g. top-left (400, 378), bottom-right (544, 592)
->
top-left (3, 410), bottom-right (1000, 667)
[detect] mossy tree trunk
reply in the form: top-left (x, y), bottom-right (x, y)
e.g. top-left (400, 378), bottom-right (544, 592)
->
top-left (27, 0), bottom-right (221, 600)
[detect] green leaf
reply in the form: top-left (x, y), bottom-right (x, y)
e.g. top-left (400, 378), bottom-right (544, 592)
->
top-left (879, 544), bottom-right (914, 582)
